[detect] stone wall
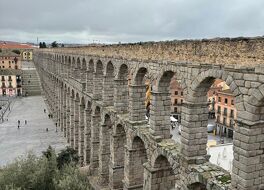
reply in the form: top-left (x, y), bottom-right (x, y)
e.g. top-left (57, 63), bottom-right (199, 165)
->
top-left (53, 37), bottom-right (263, 65)
top-left (33, 37), bottom-right (264, 189)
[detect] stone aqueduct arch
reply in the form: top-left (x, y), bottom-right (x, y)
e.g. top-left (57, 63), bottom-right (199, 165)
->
top-left (34, 44), bottom-right (264, 190)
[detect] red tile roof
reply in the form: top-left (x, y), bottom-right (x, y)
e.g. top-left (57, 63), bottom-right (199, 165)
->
top-left (0, 42), bottom-right (35, 49)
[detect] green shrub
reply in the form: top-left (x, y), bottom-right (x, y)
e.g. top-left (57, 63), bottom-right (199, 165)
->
top-left (0, 147), bottom-right (91, 190)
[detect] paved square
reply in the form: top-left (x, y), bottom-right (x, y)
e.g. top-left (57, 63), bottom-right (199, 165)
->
top-left (0, 96), bottom-right (68, 166)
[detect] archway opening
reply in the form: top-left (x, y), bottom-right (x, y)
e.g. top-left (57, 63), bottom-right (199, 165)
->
top-left (90, 106), bottom-right (101, 171)
top-left (74, 93), bottom-right (80, 151)
top-left (98, 114), bottom-right (112, 185)
top-left (78, 96), bottom-right (85, 165)
top-left (183, 77), bottom-right (235, 172)
top-left (84, 101), bottom-right (92, 165)
top-left (126, 136), bottom-right (147, 187)
top-left (103, 61), bottom-right (115, 106)
top-left (188, 182), bottom-right (206, 190)
top-left (129, 67), bottom-right (149, 122)
top-left (81, 58), bottom-right (87, 82)
top-left (87, 59), bottom-right (94, 94)
top-left (114, 64), bottom-right (129, 113)
top-left (150, 155), bottom-right (176, 190)
top-left (93, 60), bottom-right (103, 99)
top-left (109, 124), bottom-right (126, 189)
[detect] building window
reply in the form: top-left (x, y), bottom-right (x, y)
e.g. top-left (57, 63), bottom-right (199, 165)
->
top-left (230, 109), bottom-right (234, 118)
top-left (3, 66), bottom-right (5, 68)
top-left (217, 106), bottom-right (221, 114)
top-left (9, 66), bottom-right (11, 68)
top-left (218, 97), bottom-right (221, 103)
top-left (1, 76), bottom-right (4, 81)
top-left (217, 116), bottom-right (220, 123)
top-left (223, 108), bottom-right (227, 116)
top-left (181, 91), bottom-right (183, 96)
top-left (1, 61), bottom-right (3, 63)
top-left (230, 119), bottom-right (234, 127)
top-left (223, 117), bottom-right (227, 125)
top-left (225, 98), bottom-right (228, 104)
top-left (181, 99), bottom-right (183, 104)
top-left (174, 107), bottom-right (178, 113)
top-left (174, 99), bottom-right (178, 105)
top-left (9, 61), bottom-right (11, 64)
top-left (175, 91), bottom-right (178, 95)
top-left (231, 99), bottom-right (234, 105)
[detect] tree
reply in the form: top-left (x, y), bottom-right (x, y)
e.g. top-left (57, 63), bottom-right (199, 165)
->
top-left (61, 44), bottom-right (64, 48)
top-left (39, 42), bottom-right (43, 48)
top-left (0, 147), bottom-right (91, 190)
top-left (51, 41), bottom-right (58, 48)
top-left (42, 42), bottom-right (47, 48)
top-left (12, 49), bottom-right (20, 55)
top-left (56, 146), bottom-right (79, 169)
top-left (0, 49), bottom-right (2, 52)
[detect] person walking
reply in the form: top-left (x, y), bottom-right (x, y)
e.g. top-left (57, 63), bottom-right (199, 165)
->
top-left (25, 120), bottom-right (27, 125)
top-left (44, 109), bottom-right (46, 113)
top-left (18, 120), bottom-right (20, 125)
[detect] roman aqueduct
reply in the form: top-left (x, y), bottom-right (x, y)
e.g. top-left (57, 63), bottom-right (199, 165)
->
top-left (34, 37), bottom-right (264, 190)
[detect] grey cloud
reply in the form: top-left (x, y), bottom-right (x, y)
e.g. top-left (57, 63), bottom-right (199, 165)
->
top-left (0, 0), bottom-right (263, 43)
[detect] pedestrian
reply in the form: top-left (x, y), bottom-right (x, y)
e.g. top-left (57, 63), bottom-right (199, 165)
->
top-left (44, 109), bottom-right (46, 113)
top-left (17, 125), bottom-right (20, 129)
top-left (48, 114), bottom-right (50, 118)
top-left (46, 128), bottom-right (49, 132)
top-left (25, 120), bottom-right (27, 125)
top-left (18, 120), bottom-right (20, 125)
top-left (55, 122), bottom-right (57, 127)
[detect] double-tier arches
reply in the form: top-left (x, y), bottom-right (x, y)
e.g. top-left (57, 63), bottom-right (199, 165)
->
top-left (114, 63), bottom-right (129, 113)
top-left (102, 61), bottom-right (115, 107)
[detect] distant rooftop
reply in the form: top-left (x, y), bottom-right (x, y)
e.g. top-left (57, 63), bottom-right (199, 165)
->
top-left (0, 42), bottom-right (35, 49)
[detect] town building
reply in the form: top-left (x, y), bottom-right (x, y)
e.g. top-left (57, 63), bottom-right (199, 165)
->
top-left (0, 51), bottom-right (21, 69)
top-left (0, 42), bottom-right (35, 61)
top-left (215, 88), bottom-right (237, 138)
top-left (170, 80), bottom-right (183, 122)
top-left (170, 78), bottom-right (236, 138)
top-left (0, 75), bottom-right (22, 96)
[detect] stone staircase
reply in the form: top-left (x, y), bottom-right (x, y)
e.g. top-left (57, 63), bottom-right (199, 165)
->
top-left (21, 63), bottom-right (41, 96)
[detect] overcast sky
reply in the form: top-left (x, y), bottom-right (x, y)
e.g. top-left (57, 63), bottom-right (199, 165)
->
top-left (0, 0), bottom-right (263, 44)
